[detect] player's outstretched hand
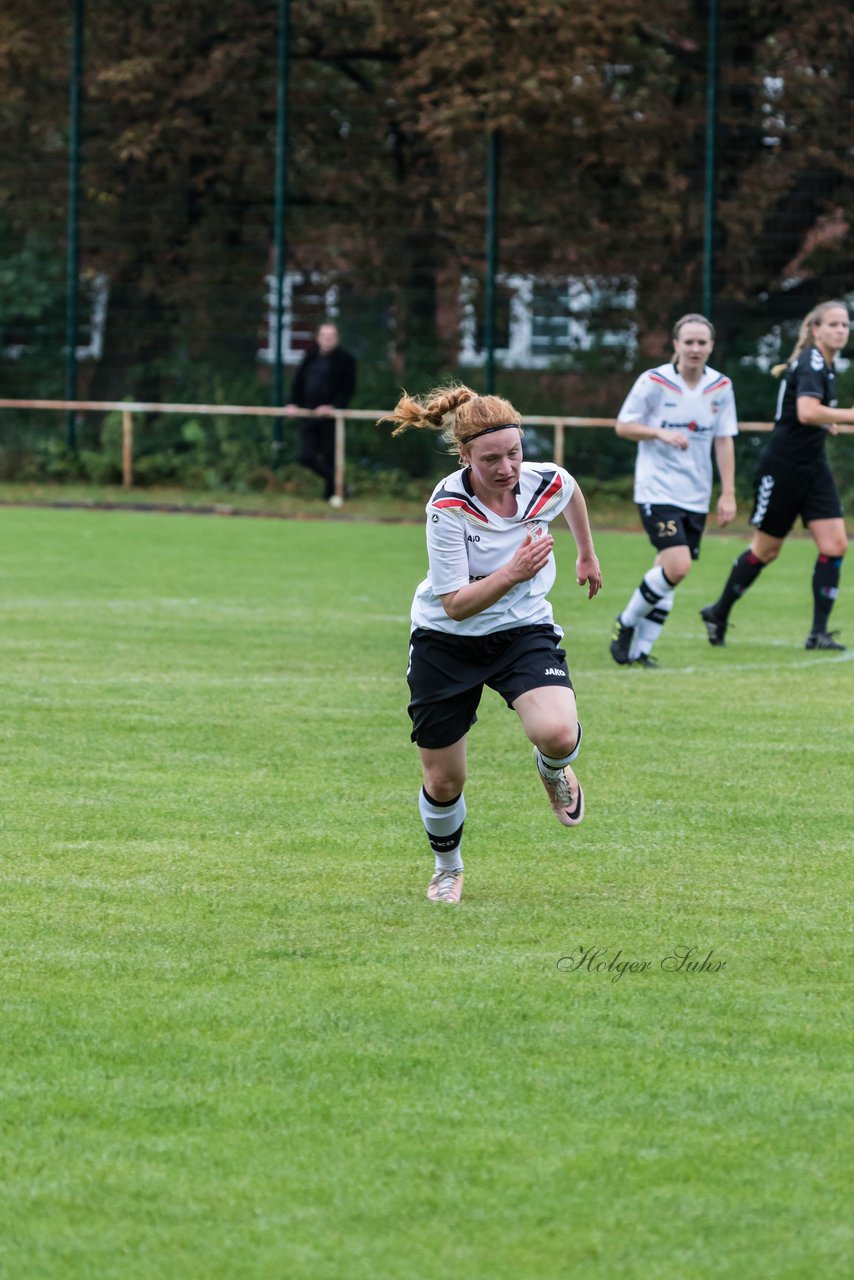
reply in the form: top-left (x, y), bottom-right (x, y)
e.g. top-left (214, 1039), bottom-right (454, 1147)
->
top-left (576, 553), bottom-right (603, 599)
top-left (716, 494), bottom-right (737, 526)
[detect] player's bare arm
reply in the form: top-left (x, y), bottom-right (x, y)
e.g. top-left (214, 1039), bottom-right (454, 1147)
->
top-left (615, 419), bottom-right (689, 450)
top-left (797, 395), bottom-right (854, 433)
top-left (439, 532), bottom-right (554, 622)
top-left (713, 436), bottom-right (737, 526)
top-left (562, 488), bottom-right (603, 599)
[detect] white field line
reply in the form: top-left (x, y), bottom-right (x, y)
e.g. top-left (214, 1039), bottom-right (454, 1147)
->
top-left (586, 651), bottom-right (854, 676)
top-left (1, 651), bottom-right (850, 688)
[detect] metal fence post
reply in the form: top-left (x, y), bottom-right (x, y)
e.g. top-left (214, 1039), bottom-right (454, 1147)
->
top-left (272, 0), bottom-right (291, 453)
top-left (65, 0), bottom-right (84, 450)
top-left (702, 0), bottom-right (719, 318)
top-left (484, 129), bottom-right (501, 395)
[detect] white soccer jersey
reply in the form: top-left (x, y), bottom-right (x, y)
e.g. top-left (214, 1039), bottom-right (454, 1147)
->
top-left (617, 362), bottom-right (738, 512)
top-left (410, 461), bottom-right (576, 637)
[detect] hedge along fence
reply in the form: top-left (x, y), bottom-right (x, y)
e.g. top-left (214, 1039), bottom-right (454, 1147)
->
top-left (1, 397), bottom-right (842, 501)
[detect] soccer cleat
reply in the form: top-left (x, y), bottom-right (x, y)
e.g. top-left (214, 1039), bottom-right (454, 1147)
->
top-left (700, 604), bottom-right (727, 646)
top-left (426, 869), bottom-right (464, 904)
top-left (534, 748), bottom-right (585, 827)
top-left (805, 630), bottom-right (846, 651)
top-left (610, 616), bottom-right (635, 665)
top-left (631, 653), bottom-right (660, 669)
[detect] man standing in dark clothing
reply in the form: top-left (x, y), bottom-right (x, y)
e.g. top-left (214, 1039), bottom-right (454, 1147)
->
top-left (285, 322), bottom-right (357, 504)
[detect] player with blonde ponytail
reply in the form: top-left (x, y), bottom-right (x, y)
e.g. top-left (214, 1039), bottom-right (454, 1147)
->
top-left (769, 307), bottom-right (835, 379)
top-left (701, 300), bottom-right (853, 650)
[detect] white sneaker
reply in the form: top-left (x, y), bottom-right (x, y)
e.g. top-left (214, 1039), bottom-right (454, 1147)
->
top-left (533, 748), bottom-right (584, 826)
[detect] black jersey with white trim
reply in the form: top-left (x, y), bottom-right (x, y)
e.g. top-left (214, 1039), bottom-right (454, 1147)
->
top-left (410, 462), bottom-right (575, 637)
top-left (768, 346), bottom-right (837, 465)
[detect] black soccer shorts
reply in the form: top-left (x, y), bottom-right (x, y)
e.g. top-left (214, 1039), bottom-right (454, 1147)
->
top-left (406, 623), bottom-right (574, 750)
top-left (750, 454), bottom-right (843, 538)
top-left (638, 504), bottom-right (707, 559)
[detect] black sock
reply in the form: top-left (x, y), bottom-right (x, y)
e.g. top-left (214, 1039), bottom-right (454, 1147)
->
top-left (812, 555), bottom-right (842, 633)
top-left (715, 550), bottom-right (766, 621)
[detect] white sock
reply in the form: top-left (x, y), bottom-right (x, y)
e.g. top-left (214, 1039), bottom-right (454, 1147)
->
top-left (629, 590), bottom-right (675, 659)
top-left (620, 565), bottom-right (673, 628)
top-left (419, 787), bottom-right (465, 872)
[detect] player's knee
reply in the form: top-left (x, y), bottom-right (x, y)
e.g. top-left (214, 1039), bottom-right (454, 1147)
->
top-left (754, 543), bottom-right (780, 564)
top-left (422, 768), bottom-right (466, 802)
top-left (540, 720), bottom-right (581, 762)
top-left (660, 551), bottom-right (691, 583)
top-left (820, 537), bottom-right (847, 559)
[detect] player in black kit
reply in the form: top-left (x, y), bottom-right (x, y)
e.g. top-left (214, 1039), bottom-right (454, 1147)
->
top-left (700, 300), bottom-right (853, 651)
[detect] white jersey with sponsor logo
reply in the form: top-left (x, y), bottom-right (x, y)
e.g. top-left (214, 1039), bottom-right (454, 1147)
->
top-left (618, 362), bottom-right (738, 512)
top-left (411, 461), bottom-right (576, 637)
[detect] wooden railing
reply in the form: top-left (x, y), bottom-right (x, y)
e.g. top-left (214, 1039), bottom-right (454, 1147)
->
top-left (1, 396), bottom-right (844, 501)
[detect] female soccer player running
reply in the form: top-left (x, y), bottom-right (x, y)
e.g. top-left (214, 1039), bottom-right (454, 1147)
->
top-left (384, 384), bottom-right (602, 905)
top-left (701, 300), bottom-right (852, 651)
top-left (610, 314), bottom-right (738, 667)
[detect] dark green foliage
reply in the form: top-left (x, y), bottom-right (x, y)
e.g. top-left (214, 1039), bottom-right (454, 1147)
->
top-left (0, 3), bottom-right (852, 488)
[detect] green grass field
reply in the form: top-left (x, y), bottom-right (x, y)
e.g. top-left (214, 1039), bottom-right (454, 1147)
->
top-left (1, 506), bottom-right (851, 1280)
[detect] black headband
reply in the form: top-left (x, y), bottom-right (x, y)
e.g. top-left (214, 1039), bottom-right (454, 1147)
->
top-left (464, 423), bottom-right (521, 443)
